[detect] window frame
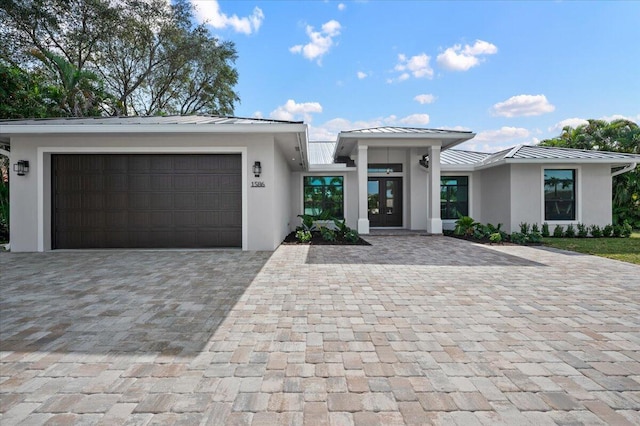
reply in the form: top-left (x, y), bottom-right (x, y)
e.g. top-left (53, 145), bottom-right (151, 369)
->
top-left (440, 174), bottom-right (472, 222)
top-left (302, 174), bottom-right (345, 219)
top-left (541, 166), bottom-right (581, 224)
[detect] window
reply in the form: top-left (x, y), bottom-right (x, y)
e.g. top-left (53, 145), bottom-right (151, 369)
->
top-left (440, 176), bottom-right (468, 219)
top-left (544, 169), bottom-right (576, 221)
top-left (303, 176), bottom-right (344, 219)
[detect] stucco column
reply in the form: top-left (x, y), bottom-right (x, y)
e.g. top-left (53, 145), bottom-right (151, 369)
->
top-left (427, 145), bottom-right (442, 234)
top-left (357, 144), bottom-right (369, 234)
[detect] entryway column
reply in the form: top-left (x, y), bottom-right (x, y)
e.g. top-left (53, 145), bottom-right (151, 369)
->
top-left (427, 145), bottom-right (442, 234)
top-left (357, 144), bottom-right (369, 234)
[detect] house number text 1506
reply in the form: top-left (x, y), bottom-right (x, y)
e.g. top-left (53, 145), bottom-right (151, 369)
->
top-left (251, 181), bottom-right (265, 188)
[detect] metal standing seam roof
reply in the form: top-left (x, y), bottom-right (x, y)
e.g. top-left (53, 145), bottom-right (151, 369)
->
top-left (308, 141), bottom-right (337, 165)
top-left (440, 150), bottom-right (491, 165)
top-left (0, 115), bottom-right (303, 126)
top-left (507, 144), bottom-right (640, 160)
top-left (340, 126), bottom-right (473, 135)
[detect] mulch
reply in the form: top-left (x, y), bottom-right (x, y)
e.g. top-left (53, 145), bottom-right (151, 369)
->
top-left (282, 231), bottom-right (371, 246)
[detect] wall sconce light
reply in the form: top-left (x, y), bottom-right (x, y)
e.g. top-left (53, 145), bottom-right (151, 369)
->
top-left (252, 161), bottom-right (262, 177)
top-left (13, 160), bottom-right (29, 176)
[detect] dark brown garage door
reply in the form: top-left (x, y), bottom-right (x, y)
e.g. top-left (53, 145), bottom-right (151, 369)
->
top-left (52, 154), bottom-right (242, 249)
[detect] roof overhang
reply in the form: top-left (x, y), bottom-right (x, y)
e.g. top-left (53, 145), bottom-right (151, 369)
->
top-left (334, 131), bottom-right (476, 159)
top-left (474, 157), bottom-right (640, 171)
top-left (0, 123), bottom-right (307, 135)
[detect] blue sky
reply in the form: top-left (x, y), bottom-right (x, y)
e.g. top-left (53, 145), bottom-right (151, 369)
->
top-left (190, 0), bottom-right (640, 152)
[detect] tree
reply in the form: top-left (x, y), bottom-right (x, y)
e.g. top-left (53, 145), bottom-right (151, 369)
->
top-left (0, 61), bottom-right (60, 118)
top-left (0, 0), bottom-right (239, 117)
top-left (539, 119), bottom-right (640, 227)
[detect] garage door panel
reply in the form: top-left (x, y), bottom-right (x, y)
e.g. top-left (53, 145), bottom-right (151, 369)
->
top-left (174, 175), bottom-right (196, 190)
top-left (105, 211), bottom-right (127, 227)
top-left (82, 193), bottom-right (104, 210)
top-left (129, 156), bottom-right (151, 171)
top-left (149, 193), bottom-right (174, 209)
top-left (129, 175), bottom-right (150, 191)
top-left (174, 193), bottom-right (197, 209)
top-left (53, 154), bottom-right (241, 248)
top-left (150, 211), bottom-right (173, 227)
top-left (174, 211), bottom-right (198, 227)
top-left (105, 175), bottom-right (127, 191)
top-left (151, 156), bottom-right (173, 170)
top-left (104, 156), bottom-right (127, 171)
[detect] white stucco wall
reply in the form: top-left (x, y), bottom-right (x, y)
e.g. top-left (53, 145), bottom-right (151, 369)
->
top-left (272, 143), bottom-right (292, 248)
top-left (478, 165), bottom-right (511, 231)
top-left (580, 164), bottom-right (612, 227)
top-left (485, 163), bottom-right (614, 233)
top-left (509, 164), bottom-right (543, 231)
top-left (8, 133), bottom-right (284, 251)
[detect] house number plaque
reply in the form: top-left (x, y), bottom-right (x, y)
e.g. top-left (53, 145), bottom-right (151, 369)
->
top-left (251, 181), bottom-right (265, 188)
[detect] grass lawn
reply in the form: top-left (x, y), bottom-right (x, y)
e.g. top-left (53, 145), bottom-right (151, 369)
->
top-left (542, 232), bottom-right (640, 265)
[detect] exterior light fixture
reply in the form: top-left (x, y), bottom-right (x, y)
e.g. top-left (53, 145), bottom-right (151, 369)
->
top-left (13, 160), bottom-right (29, 176)
top-left (252, 161), bottom-right (262, 177)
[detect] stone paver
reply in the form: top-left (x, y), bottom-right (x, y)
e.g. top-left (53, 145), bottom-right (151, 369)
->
top-left (1, 236), bottom-right (639, 424)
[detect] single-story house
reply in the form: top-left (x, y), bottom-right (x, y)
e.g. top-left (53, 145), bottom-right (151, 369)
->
top-left (1, 115), bottom-right (638, 251)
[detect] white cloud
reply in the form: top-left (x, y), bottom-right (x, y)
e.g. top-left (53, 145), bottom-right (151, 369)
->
top-left (473, 126), bottom-right (530, 143)
top-left (399, 114), bottom-right (430, 125)
top-left (599, 113), bottom-right (640, 123)
top-left (549, 118), bottom-right (589, 132)
top-left (253, 111), bottom-right (263, 119)
top-left (391, 53), bottom-right (433, 82)
top-left (357, 71), bottom-right (368, 79)
top-left (290, 20), bottom-right (341, 64)
top-left (414, 94), bottom-right (436, 104)
top-left (457, 126), bottom-right (531, 152)
top-left (270, 99), bottom-right (323, 122)
top-left (190, 1), bottom-right (264, 35)
top-left (492, 94), bottom-right (555, 117)
top-left (309, 114), bottom-right (431, 140)
top-left (436, 39), bottom-right (497, 71)
top-left (338, 3), bottom-right (346, 11)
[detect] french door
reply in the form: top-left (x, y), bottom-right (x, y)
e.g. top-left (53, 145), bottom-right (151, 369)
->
top-left (367, 177), bottom-right (402, 227)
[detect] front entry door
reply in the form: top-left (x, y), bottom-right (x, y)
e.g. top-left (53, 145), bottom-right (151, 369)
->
top-left (368, 177), bottom-right (402, 227)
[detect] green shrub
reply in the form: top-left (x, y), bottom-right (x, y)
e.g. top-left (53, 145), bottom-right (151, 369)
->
top-left (473, 224), bottom-right (491, 240)
top-left (454, 215), bottom-right (478, 237)
top-left (564, 224), bottom-right (576, 238)
top-left (528, 232), bottom-right (542, 244)
top-left (510, 232), bottom-right (527, 245)
top-left (620, 221), bottom-right (633, 238)
top-left (486, 223), bottom-right (507, 241)
top-left (553, 225), bottom-right (564, 237)
top-left (577, 223), bottom-right (588, 238)
top-left (519, 222), bottom-right (530, 234)
top-left (590, 225), bottom-right (602, 238)
top-left (344, 229), bottom-right (360, 243)
top-left (333, 218), bottom-right (349, 239)
top-left (320, 227), bottom-right (336, 242)
top-left (541, 223), bottom-right (550, 237)
top-left (295, 230), bottom-right (312, 243)
top-left (297, 214), bottom-right (316, 232)
top-left (613, 225), bottom-right (622, 237)
top-left (602, 224), bottom-right (614, 237)
top-left (489, 232), bottom-right (502, 244)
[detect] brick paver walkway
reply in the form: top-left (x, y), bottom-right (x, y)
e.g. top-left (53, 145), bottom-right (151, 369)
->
top-left (1, 236), bottom-right (639, 425)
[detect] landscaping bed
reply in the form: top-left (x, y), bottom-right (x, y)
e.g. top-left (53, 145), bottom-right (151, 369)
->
top-left (282, 231), bottom-right (370, 246)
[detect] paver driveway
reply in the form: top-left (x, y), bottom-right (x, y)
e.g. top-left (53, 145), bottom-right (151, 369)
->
top-left (1, 236), bottom-right (639, 425)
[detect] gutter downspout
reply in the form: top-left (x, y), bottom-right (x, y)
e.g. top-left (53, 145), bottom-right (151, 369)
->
top-left (612, 162), bottom-right (637, 177)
